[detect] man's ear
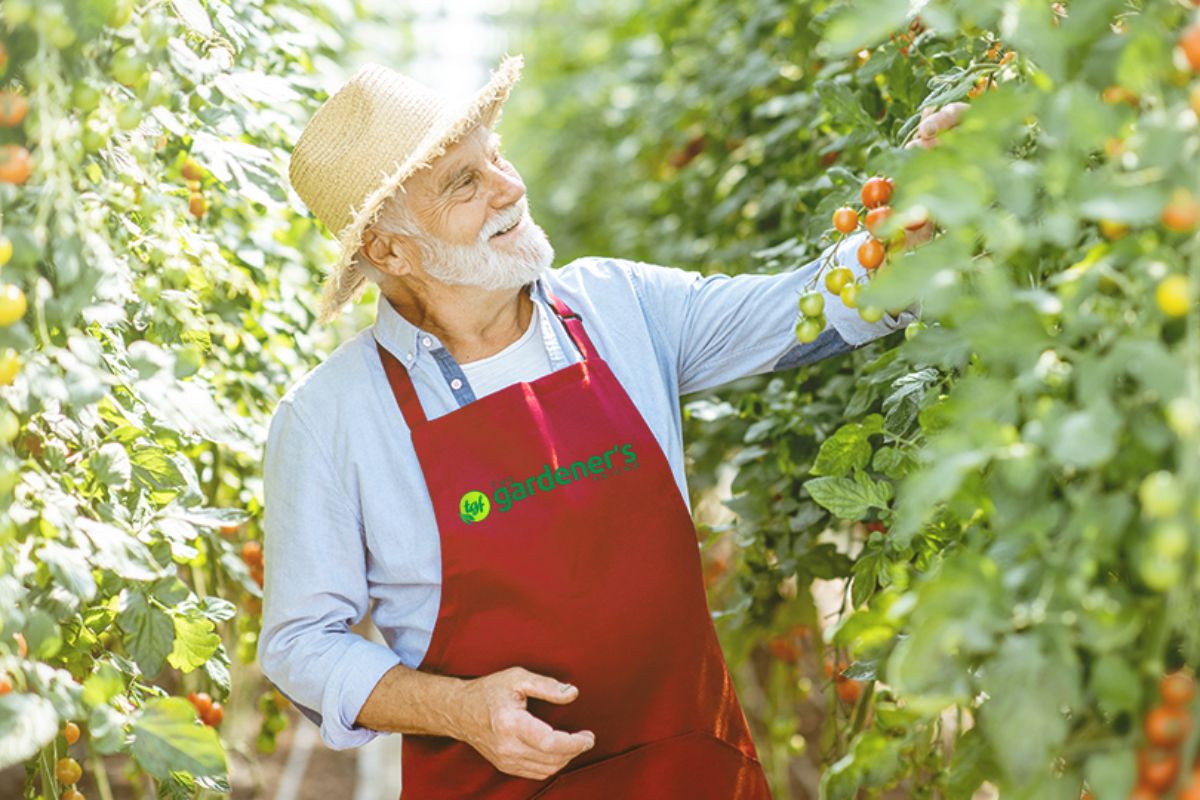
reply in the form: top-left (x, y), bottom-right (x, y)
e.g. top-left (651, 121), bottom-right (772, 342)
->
top-left (360, 228), bottom-right (417, 278)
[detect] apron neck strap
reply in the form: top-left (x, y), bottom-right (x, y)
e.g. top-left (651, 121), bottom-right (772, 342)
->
top-left (544, 289), bottom-right (598, 362)
top-left (377, 339), bottom-right (428, 429)
top-left (375, 288), bottom-right (598, 429)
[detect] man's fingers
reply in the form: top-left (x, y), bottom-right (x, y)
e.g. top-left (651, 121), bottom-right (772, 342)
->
top-left (511, 710), bottom-right (595, 756)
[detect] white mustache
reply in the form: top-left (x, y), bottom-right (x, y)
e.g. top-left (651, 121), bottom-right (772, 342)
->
top-left (486, 202), bottom-right (527, 239)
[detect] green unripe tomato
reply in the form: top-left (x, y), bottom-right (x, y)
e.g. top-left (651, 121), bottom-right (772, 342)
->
top-left (1150, 521), bottom-right (1189, 560)
top-left (72, 83), bottom-right (102, 113)
top-left (265, 713), bottom-right (287, 734)
top-left (1166, 397), bottom-right (1199, 439)
top-left (858, 305), bottom-right (884, 323)
top-left (109, 48), bottom-right (145, 88)
top-left (839, 281), bottom-right (859, 308)
top-left (5, 0), bottom-right (34, 26)
top-left (108, 0), bottom-right (136, 28)
top-left (795, 317), bottom-right (824, 344)
top-left (824, 266), bottom-right (854, 294)
top-left (798, 291), bottom-right (824, 318)
top-left (116, 103), bottom-right (142, 131)
top-left (140, 71), bottom-right (170, 108)
top-left (256, 732), bottom-right (277, 754)
top-left (904, 320), bottom-right (926, 341)
top-left (1139, 471), bottom-right (1183, 518)
top-left (83, 116), bottom-right (112, 155)
top-left (1138, 550), bottom-right (1181, 592)
top-left (0, 410), bottom-right (19, 444)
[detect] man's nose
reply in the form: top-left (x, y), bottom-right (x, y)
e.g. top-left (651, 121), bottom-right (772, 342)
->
top-left (491, 165), bottom-right (525, 209)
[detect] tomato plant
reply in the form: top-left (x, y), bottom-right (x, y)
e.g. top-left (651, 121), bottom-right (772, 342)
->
top-left (501, 0), bottom-right (1200, 796)
top-left (0, 0), bottom-right (401, 795)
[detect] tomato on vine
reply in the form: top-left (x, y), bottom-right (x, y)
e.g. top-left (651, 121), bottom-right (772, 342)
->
top-left (1144, 704), bottom-right (1191, 748)
top-left (857, 238), bottom-right (886, 270)
top-left (0, 145), bottom-right (32, 185)
top-left (839, 282), bottom-right (859, 308)
top-left (833, 207), bottom-right (859, 234)
top-left (1139, 746), bottom-right (1181, 791)
top-left (865, 206), bottom-right (892, 237)
top-left (55, 756), bottom-right (82, 786)
top-left (824, 266), bottom-right (854, 294)
top-left (0, 284), bottom-right (27, 326)
top-left (63, 721), bottom-right (81, 745)
top-left (1181, 25), bottom-right (1200, 72)
top-left (861, 176), bottom-right (893, 209)
top-left (1156, 274), bottom-right (1192, 318)
top-left (1161, 671), bottom-right (1196, 708)
top-left (799, 291), bottom-right (824, 318)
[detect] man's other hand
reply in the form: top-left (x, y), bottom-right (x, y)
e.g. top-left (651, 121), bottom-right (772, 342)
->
top-left (459, 666), bottom-right (596, 781)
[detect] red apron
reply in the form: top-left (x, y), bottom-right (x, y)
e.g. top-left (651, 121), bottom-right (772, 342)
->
top-left (377, 289), bottom-right (772, 800)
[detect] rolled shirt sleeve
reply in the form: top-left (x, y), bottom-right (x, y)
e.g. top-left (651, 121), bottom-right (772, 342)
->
top-left (257, 400), bottom-right (403, 750)
top-left (620, 230), bottom-right (917, 397)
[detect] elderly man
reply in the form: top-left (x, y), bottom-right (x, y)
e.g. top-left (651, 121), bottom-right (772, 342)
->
top-left (260, 54), bottom-right (959, 798)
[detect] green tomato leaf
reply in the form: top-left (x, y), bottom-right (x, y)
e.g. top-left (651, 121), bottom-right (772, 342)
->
top-left (117, 591), bottom-right (175, 679)
top-left (131, 697), bottom-right (227, 781)
top-left (167, 615), bottom-right (221, 673)
top-left (0, 693), bottom-right (59, 770)
top-left (804, 469), bottom-right (892, 520)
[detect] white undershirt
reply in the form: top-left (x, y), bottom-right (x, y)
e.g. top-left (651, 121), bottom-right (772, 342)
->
top-left (458, 299), bottom-right (554, 399)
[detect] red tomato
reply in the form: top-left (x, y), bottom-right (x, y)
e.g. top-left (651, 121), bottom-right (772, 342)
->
top-left (861, 176), bottom-right (894, 209)
top-left (1160, 670), bottom-right (1196, 708)
top-left (1145, 704), bottom-right (1191, 748)
top-left (1139, 746), bottom-right (1181, 791)
top-left (187, 691), bottom-right (213, 717)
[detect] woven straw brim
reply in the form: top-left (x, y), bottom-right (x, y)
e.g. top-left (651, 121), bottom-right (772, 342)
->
top-left (316, 54), bottom-right (525, 325)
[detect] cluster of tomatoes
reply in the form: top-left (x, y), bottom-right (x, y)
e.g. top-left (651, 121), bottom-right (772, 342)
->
top-left (187, 690), bottom-right (225, 728)
top-left (183, 156), bottom-right (208, 219)
top-left (795, 174), bottom-right (919, 344)
top-left (1120, 669), bottom-right (1199, 799)
top-left (49, 721), bottom-right (86, 800)
top-left (0, 44), bottom-right (31, 388)
top-left (255, 688), bottom-right (292, 755)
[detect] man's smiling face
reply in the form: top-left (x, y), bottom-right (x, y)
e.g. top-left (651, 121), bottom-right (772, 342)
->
top-left (360, 122), bottom-right (554, 291)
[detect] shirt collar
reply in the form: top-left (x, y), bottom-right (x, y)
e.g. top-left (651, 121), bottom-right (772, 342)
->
top-left (371, 273), bottom-right (553, 367)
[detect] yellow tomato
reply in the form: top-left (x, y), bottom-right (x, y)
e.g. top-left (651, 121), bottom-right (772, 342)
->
top-left (0, 284), bottom-right (25, 326)
top-left (1156, 274), bottom-right (1192, 318)
top-left (0, 349), bottom-right (20, 385)
top-left (0, 235), bottom-right (11, 266)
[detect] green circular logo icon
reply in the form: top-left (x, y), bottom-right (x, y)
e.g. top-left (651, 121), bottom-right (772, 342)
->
top-left (459, 491), bottom-right (491, 524)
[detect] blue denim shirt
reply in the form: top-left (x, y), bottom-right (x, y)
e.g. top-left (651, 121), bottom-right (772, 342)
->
top-left (257, 231), bottom-right (913, 750)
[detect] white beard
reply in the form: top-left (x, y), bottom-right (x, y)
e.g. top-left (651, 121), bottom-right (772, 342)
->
top-left (417, 207), bottom-right (555, 291)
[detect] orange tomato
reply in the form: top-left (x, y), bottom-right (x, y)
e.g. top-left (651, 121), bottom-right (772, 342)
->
top-left (865, 206), bottom-right (893, 237)
top-left (858, 238), bottom-right (886, 270)
top-left (1145, 705), bottom-right (1191, 748)
top-left (187, 691), bottom-right (213, 716)
top-left (0, 92), bottom-right (28, 127)
top-left (1161, 670), bottom-right (1196, 708)
top-left (1162, 189), bottom-right (1199, 233)
top-left (835, 677), bottom-right (861, 704)
top-left (0, 672), bottom-right (11, 695)
top-left (241, 540), bottom-right (263, 567)
top-left (832, 207), bottom-right (859, 234)
top-left (0, 145), bottom-right (32, 185)
top-left (861, 176), bottom-right (894, 209)
top-left (1181, 25), bottom-right (1200, 72)
top-left (1139, 746), bottom-right (1181, 791)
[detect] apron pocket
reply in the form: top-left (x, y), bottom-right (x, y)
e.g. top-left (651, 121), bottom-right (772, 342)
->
top-left (527, 729), bottom-right (769, 800)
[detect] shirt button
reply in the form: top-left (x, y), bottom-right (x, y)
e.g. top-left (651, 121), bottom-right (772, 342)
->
top-left (450, 378), bottom-right (463, 390)
top-left (405, 352), bottom-right (414, 361)
top-left (421, 336), bottom-right (432, 347)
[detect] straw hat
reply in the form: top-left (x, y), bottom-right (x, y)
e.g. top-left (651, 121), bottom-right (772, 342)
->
top-left (287, 54), bottom-right (525, 324)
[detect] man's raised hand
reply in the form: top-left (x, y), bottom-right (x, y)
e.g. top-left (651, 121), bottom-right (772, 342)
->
top-left (459, 666), bottom-right (596, 781)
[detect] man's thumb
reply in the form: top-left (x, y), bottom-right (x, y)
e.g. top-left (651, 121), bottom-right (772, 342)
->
top-left (518, 672), bottom-right (580, 705)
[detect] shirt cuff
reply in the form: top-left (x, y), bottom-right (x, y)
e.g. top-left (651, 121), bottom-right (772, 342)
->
top-left (320, 637), bottom-right (404, 750)
top-left (821, 232), bottom-right (919, 347)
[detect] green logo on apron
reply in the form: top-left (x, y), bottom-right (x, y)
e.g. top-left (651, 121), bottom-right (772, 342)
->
top-left (459, 491), bottom-right (491, 524)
